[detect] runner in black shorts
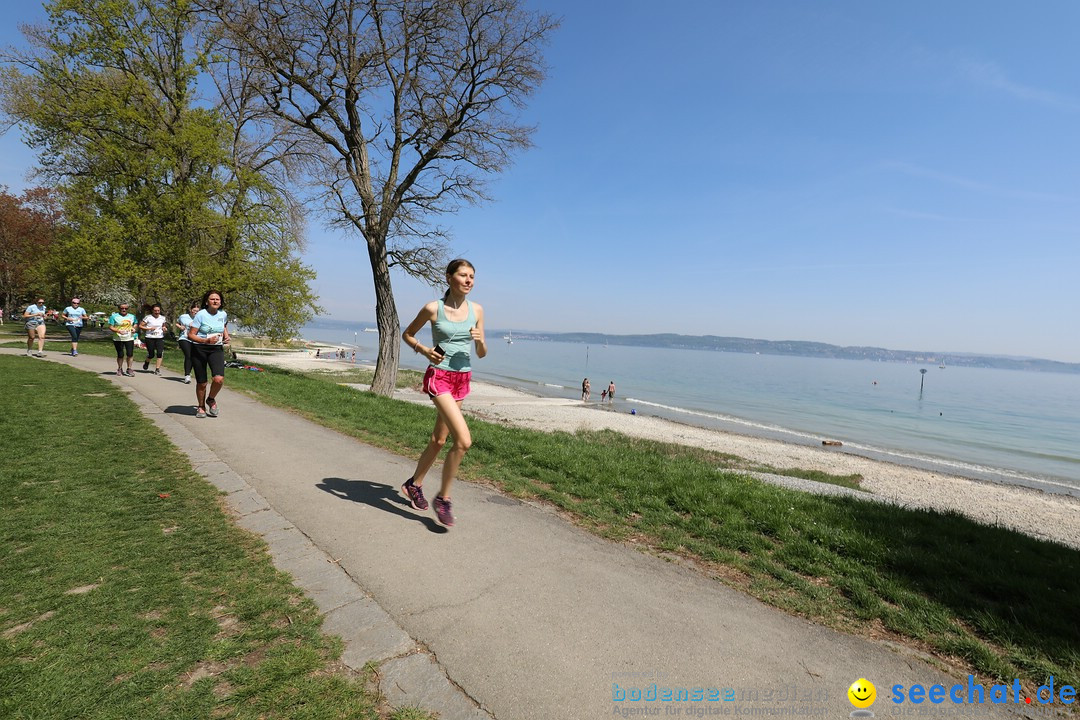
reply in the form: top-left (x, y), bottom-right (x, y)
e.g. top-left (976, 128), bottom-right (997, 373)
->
top-left (139, 303), bottom-right (168, 375)
top-left (108, 302), bottom-right (138, 376)
top-left (186, 290), bottom-right (230, 418)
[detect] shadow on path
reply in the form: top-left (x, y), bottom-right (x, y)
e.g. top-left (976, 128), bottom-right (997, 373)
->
top-left (164, 405), bottom-right (199, 416)
top-left (318, 477), bottom-right (445, 533)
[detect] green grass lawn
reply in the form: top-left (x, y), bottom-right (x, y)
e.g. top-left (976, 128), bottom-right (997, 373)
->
top-left (4, 331), bottom-right (1079, 696)
top-left (0, 354), bottom-right (429, 719)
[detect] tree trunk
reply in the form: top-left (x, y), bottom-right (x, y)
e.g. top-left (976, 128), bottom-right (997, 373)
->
top-left (368, 240), bottom-right (400, 396)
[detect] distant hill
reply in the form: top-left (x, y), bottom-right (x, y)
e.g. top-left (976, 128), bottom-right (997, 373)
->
top-left (503, 331), bottom-right (1080, 375)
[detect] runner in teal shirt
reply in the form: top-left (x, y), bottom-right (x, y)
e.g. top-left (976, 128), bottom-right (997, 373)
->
top-left (399, 259), bottom-right (488, 528)
top-left (62, 297), bottom-right (87, 356)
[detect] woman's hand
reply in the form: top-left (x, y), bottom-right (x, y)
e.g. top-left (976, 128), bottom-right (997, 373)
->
top-left (422, 346), bottom-right (445, 364)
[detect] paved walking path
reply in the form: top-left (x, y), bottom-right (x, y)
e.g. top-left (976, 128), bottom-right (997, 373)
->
top-left (9, 349), bottom-right (1033, 719)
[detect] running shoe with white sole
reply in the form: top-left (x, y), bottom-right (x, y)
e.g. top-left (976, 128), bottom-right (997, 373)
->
top-left (401, 479), bottom-right (429, 511)
top-left (433, 496), bottom-right (455, 528)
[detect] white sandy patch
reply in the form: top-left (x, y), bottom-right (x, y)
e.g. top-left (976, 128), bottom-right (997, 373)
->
top-left (235, 344), bottom-right (359, 373)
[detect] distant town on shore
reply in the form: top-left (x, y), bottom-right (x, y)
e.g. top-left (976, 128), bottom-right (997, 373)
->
top-left (508, 331), bottom-right (1080, 375)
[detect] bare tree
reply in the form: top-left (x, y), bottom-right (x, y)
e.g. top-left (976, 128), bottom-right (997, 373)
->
top-left (204, 0), bottom-right (557, 395)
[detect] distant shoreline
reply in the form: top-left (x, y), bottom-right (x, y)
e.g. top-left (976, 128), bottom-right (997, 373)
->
top-left (262, 326), bottom-right (1080, 496)
top-left (468, 369), bottom-right (1080, 500)
top-left (296, 318), bottom-right (1080, 373)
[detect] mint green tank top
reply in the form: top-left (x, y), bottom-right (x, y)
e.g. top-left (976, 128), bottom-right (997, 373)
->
top-left (432, 299), bottom-right (475, 372)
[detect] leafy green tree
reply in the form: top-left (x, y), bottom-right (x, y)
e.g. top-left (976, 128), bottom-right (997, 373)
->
top-left (0, 0), bottom-right (320, 338)
top-left (0, 186), bottom-right (62, 312)
top-left (206, 0), bottom-right (557, 394)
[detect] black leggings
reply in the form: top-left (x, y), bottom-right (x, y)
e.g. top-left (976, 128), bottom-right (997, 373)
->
top-left (179, 340), bottom-right (194, 375)
top-left (113, 340), bottom-right (134, 358)
top-left (190, 343), bottom-right (225, 384)
top-left (144, 337), bottom-right (164, 359)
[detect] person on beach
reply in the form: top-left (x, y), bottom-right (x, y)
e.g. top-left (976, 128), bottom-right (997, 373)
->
top-left (23, 296), bottom-right (48, 357)
top-left (582, 378), bottom-right (590, 401)
top-left (139, 303), bottom-right (168, 375)
top-left (187, 290), bottom-right (230, 418)
top-left (108, 302), bottom-right (138, 376)
top-left (62, 298), bottom-right (88, 356)
top-left (607, 380), bottom-right (616, 403)
top-left (400, 258), bottom-right (487, 528)
top-left (175, 301), bottom-right (200, 384)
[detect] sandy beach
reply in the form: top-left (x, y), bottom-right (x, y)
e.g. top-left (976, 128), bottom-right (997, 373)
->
top-left (237, 347), bottom-right (1080, 550)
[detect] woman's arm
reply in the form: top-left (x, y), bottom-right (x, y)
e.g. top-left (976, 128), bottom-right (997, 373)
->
top-left (470, 303), bottom-right (487, 359)
top-left (401, 301), bottom-right (442, 363)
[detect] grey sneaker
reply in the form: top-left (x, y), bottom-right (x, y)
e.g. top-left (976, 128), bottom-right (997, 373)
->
top-left (183, 375), bottom-right (191, 384)
top-left (433, 496), bottom-right (455, 528)
top-left (207, 399), bottom-right (219, 417)
top-left (116, 368), bottom-right (123, 376)
top-left (123, 369), bottom-right (135, 377)
top-left (33, 352), bottom-right (46, 358)
top-left (401, 479), bottom-right (429, 511)
top-left (154, 368), bottom-right (161, 376)
top-left (196, 407), bottom-right (207, 418)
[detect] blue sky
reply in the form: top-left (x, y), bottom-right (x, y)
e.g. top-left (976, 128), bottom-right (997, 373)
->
top-left (2, 2), bottom-right (1078, 362)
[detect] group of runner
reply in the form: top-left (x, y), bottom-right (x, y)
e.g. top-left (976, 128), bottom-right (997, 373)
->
top-left (24, 260), bottom-right (483, 531)
top-left (22, 290), bottom-right (230, 419)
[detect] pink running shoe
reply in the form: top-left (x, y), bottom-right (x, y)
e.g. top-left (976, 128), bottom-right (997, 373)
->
top-left (401, 479), bottom-right (428, 511)
top-left (433, 496), bottom-right (455, 528)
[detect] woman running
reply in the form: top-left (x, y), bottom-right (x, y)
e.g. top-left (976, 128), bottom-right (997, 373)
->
top-left (139, 303), bottom-right (168, 375)
top-left (23, 296), bottom-right (48, 357)
top-left (400, 259), bottom-right (487, 528)
top-left (62, 297), bottom-right (87, 356)
top-left (187, 290), bottom-right (230, 418)
top-left (175, 301), bottom-right (200, 384)
top-left (108, 302), bottom-right (138, 376)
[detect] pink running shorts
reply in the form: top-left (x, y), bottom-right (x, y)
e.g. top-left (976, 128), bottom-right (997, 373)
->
top-left (423, 366), bottom-right (472, 401)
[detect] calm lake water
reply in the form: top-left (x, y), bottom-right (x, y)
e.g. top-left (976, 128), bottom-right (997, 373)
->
top-left (301, 320), bottom-right (1080, 496)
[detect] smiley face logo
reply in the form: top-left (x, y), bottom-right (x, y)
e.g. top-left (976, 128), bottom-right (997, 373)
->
top-left (848, 678), bottom-right (876, 709)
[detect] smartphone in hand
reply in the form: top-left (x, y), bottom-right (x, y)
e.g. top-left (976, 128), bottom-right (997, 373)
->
top-left (433, 344), bottom-right (446, 359)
